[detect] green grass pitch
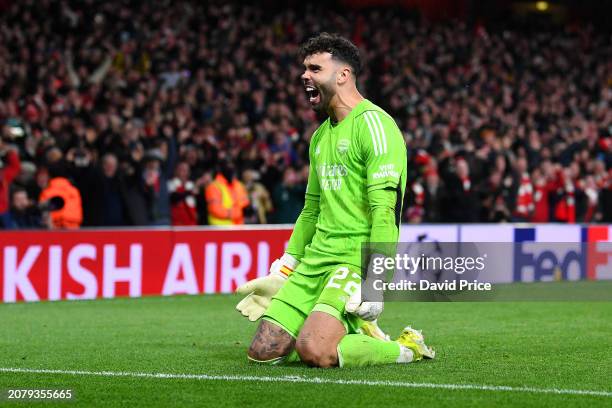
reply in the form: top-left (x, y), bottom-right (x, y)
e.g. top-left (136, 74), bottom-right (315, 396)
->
top-left (0, 281), bottom-right (611, 407)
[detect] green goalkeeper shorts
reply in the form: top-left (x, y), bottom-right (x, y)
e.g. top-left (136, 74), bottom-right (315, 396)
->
top-left (263, 264), bottom-right (362, 338)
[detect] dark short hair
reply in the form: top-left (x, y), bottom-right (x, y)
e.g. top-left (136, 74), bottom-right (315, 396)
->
top-left (299, 33), bottom-right (362, 77)
top-left (11, 186), bottom-right (27, 197)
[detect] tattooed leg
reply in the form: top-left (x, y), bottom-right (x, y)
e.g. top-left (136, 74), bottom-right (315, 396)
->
top-left (247, 320), bottom-right (295, 363)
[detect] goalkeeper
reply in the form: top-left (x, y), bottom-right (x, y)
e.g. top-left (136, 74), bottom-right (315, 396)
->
top-left (236, 33), bottom-right (434, 367)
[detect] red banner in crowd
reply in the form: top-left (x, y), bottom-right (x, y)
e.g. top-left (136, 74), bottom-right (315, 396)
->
top-left (0, 227), bottom-right (292, 303)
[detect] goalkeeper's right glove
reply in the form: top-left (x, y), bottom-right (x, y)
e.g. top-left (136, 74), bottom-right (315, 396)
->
top-left (345, 286), bottom-right (384, 321)
top-left (235, 253), bottom-right (299, 321)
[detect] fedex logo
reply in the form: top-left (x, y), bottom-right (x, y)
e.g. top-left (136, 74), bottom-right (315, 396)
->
top-left (513, 227), bottom-right (611, 282)
top-left (584, 226), bottom-right (612, 280)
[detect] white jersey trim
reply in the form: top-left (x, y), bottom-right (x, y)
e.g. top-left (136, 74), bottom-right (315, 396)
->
top-left (364, 111), bottom-right (387, 156)
top-left (363, 111), bottom-right (380, 156)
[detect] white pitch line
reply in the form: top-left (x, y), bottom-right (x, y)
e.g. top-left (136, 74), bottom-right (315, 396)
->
top-left (1, 367), bottom-right (611, 398)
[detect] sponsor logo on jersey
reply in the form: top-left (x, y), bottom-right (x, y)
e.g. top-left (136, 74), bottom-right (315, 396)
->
top-left (318, 163), bottom-right (348, 177)
top-left (372, 164), bottom-right (399, 179)
top-left (337, 139), bottom-right (350, 155)
top-left (318, 163), bottom-right (348, 191)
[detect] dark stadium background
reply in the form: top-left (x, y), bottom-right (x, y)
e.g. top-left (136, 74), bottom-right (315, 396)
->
top-left (0, 0), bottom-right (610, 229)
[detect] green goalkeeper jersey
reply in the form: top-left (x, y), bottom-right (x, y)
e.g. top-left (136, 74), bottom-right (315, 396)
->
top-left (296, 99), bottom-right (407, 274)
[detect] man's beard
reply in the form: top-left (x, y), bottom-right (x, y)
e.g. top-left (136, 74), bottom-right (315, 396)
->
top-left (312, 80), bottom-right (334, 114)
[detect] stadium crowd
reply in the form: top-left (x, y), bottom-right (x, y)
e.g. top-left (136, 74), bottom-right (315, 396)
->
top-left (0, 0), bottom-right (610, 229)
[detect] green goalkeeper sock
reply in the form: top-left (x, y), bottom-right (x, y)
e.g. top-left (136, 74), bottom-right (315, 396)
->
top-left (337, 334), bottom-right (404, 367)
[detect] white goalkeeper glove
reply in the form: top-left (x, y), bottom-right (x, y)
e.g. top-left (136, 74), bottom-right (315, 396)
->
top-left (346, 252), bottom-right (389, 321)
top-left (235, 253), bottom-right (299, 321)
top-left (345, 286), bottom-right (384, 321)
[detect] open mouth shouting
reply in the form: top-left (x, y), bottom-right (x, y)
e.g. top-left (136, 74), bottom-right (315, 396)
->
top-left (305, 84), bottom-right (321, 106)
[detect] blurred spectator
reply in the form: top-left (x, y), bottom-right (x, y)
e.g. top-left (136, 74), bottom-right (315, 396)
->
top-left (422, 170), bottom-right (444, 223)
top-left (195, 170), bottom-right (213, 225)
top-left (478, 170), bottom-right (512, 222)
top-left (205, 161), bottom-right (250, 225)
top-left (441, 158), bottom-right (480, 222)
top-left (553, 168), bottom-right (577, 223)
top-left (270, 167), bottom-right (306, 224)
top-left (99, 153), bottom-right (129, 226)
top-left (512, 157), bottom-right (534, 222)
top-left (577, 175), bottom-right (600, 222)
top-left (0, 138), bottom-right (21, 216)
top-left (531, 166), bottom-right (555, 223)
top-left (0, 187), bottom-right (42, 229)
top-left (142, 146), bottom-right (174, 226)
top-left (600, 170), bottom-right (612, 223)
top-left (243, 169), bottom-right (273, 224)
top-left (169, 161), bottom-right (199, 226)
top-left (39, 164), bottom-right (83, 229)
top-left (71, 151), bottom-right (130, 226)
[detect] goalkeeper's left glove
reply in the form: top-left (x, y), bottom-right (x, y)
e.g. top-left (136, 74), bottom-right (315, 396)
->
top-left (235, 253), bottom-right (299, 321)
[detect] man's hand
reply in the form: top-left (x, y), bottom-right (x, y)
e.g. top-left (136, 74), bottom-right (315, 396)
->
top-left (235, 274), bottom-right (285, 321)
top-left (345, 287), bottom-right (383, 321)
top-left (235, 253), bottom-right (298, 321)
top-left (345, 253), bottom-right (386, 321)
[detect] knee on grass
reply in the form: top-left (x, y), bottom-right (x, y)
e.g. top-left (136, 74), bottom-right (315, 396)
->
top-left (247, 343), bottom-right (290, 364)
top-left (247, 319), bottom-right (295, 363)
top-left (295, 340), bottom-right (337, 368)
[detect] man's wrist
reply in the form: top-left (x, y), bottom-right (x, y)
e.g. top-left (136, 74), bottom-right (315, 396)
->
top-left (280, 253), bottom-right (299, 268)
top-left (272, 253), bottom-right (300, 278)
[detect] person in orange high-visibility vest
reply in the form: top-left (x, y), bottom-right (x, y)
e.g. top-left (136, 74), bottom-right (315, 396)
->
top-left (39, 173), bottom-right (83, 229)
top-left (205, 161), bottom-right (249, 225)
